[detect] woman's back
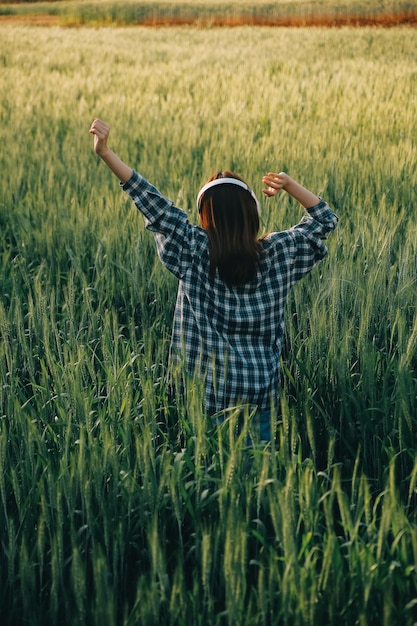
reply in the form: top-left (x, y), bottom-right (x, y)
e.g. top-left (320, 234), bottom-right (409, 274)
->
top-left (166, 201), bottom-right (336, 416)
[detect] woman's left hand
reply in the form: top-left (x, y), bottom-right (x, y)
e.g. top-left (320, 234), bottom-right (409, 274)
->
top-left (89, 118), bottom-right (111, 157)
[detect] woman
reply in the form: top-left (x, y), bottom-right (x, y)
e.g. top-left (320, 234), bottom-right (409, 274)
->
top-left (89, 118), bottom-right (338, 442)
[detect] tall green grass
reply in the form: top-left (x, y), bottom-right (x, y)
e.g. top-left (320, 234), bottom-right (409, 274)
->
top-left (0, 24), bottom-right (416, 625)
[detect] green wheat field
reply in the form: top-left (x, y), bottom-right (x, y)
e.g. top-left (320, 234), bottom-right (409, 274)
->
top-left (1, 12), bottom-right (417, 626)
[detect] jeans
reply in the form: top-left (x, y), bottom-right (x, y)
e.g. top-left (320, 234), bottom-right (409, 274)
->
top-left (252, 410), bottom-right (272, 442)
top-left (212, 407), bottom-right (275, 445)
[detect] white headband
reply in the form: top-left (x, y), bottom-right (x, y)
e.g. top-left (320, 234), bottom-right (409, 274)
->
top-left (196, 178), bottom-right (260, 215)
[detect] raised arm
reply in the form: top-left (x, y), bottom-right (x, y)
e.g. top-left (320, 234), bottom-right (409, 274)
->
top-left (89, 118), bottom-right (133, 184)
top-left (262, 171), bottom-right (321, 209)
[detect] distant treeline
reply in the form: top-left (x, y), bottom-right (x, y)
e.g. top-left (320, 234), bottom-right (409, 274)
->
top-left (0, 0), bottom-right (416, 27)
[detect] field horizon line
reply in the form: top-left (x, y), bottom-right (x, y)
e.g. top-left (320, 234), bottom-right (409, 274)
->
top-left (1, 10), bottom-right (416, 28)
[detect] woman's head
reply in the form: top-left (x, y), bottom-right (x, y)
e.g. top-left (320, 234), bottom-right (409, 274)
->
top-left (197, 172), bottom-right (260, 216)
top-left (197, 171), bottom-right (262, 286)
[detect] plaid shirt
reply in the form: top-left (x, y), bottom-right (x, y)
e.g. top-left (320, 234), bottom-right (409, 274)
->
top-left (122, 171), bottom-right (338, 416)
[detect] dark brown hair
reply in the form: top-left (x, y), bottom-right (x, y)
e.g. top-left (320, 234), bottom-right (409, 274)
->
top-left (199, 171), bottom-right (262, 286)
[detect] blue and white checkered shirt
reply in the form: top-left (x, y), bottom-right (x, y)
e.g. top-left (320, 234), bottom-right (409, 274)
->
top-left (122, 171), bottom-right (338, 416)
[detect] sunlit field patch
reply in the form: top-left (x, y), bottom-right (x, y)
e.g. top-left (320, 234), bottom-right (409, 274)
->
top-left (0, 23), bottom-right (416, 626)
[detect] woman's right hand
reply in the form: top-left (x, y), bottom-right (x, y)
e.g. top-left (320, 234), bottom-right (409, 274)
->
top-left (263, 172), bottom-right (321, 209)
top-left (262, 172), bottom-right (290, 197)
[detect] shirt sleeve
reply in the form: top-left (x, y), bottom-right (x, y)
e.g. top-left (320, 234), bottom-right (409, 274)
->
top-left (288, 199), bottom-right (338, 283)
top-left (121, 170), bottom-right (194, 280)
